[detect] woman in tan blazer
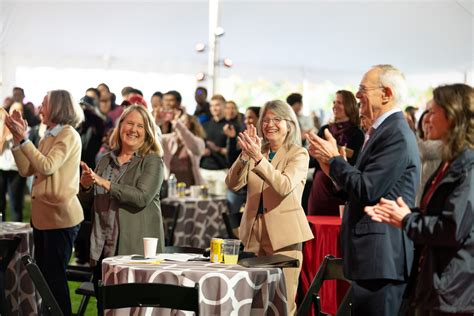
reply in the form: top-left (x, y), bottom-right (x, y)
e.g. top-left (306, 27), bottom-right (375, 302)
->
top-left (226, 100), bottom-right (313, 315)
top-left (6, 90), bottom-right (84, 316)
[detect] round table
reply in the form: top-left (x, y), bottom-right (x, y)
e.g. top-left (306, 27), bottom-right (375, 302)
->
top-left (102, 256), bottom-right (288, 315)
top-left (162, 196), bottom-right (228, 248)
top-left (0, 222), bottom-right (39, 316)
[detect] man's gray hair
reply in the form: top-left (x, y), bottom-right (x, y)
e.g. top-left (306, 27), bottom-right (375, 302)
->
top-left (373, 64), bottom-right (408, 108)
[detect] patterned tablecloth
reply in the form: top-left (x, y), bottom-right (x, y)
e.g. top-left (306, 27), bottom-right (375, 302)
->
top-left (102, 256), bottom-right (288, 315)
top-left (162, 196), bottom-right (228, 248)
top-left (0, 222), bottom-right (39, 316)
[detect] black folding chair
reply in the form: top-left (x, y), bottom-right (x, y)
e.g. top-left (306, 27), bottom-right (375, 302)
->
top-left (21, 255), bottom-right (64, 316)
top-left (0, 237), bottom-right (21, 316)
top-left (161, 202), bottom-right (181, 246)
top-left (99, 282), bottom-right (199, 315)
top-left (222, 212), bottom-right (243, 239)
top-left (164, 246), bottom-right (205, 254)
top-left (297, 255), bottom-right (352, 316)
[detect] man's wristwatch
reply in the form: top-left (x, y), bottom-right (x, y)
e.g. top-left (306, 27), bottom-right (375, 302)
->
top-left (19, 138), bottom-right (27, 145)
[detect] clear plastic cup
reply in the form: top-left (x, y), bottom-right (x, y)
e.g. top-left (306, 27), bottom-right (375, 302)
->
top-left (339, 205), bottom-right (345, 219)
top-left (223, 239), bottom-right (240, 264)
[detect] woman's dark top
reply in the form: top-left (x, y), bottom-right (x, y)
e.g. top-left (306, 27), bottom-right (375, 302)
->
top-left (307, 121), bottom-right (364, 215)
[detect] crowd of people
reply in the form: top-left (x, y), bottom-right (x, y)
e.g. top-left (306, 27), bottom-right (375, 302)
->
top-left (0, 63), bottom-right (473, 316)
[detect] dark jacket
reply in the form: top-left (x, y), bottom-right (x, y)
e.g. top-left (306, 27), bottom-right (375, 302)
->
top-left (403, 148), bottom-right (474, 313)
top-left (330, 111), bottom-right (420, 280)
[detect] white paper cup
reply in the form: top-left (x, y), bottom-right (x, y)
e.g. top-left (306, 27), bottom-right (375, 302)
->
top-left (190, 185), bottom-right (201, 198)
top-left (339, 205), bottom-right (345, 219)
top-left (143, 237), bottom-right (158, 258)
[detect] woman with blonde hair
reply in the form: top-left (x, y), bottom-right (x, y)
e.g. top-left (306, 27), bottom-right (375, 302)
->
top-left (226, 100), bottom-right (313, 315)
top-left (5, 90), bottom-right (84, 315)
top-left (79, 105), bottom-right (165, 310)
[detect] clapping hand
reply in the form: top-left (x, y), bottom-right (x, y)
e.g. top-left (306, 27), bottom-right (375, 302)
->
top-left (223, 124), bottom-right (236, 138)
top-left (80, 161), bottom-right (95, 189)
top-left (306, 129), bottom-right (340, 164)
top-left (364, 197), bottom-right (411, 228)
top-left (237, 124), bottom-right (262, 162)
top-left (4, 110), bottom-right (28, 144)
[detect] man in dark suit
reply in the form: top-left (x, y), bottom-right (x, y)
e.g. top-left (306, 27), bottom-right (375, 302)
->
top-left (307, 64), bottom-right (421, 315)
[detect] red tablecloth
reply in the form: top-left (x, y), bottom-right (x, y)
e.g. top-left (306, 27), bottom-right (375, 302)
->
top-left (300, 216), bottom-right (349, 315)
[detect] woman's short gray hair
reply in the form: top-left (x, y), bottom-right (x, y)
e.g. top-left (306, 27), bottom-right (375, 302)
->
top-left (48, 90), bottom-right (84, 128)
top-left (257, 100), bottom-right (302, 150)
top-left (373, 64), bottom-right (408, 108)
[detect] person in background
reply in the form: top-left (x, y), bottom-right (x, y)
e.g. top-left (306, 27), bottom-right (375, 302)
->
top-left (224, 105), bottom-right (258, 214)
top-left (96, 83), bottom-right (111, 99)
top-left (405, 105), bottom-right (418, 133)
top-left (193, 87), bottom-right (211, 124)
top-left (86, 87), bottom-right (101, 105)
top-left (307, 90), bottom-right (364, 216)
top-left (161, 110), bottom-right (206, 186)
top-left (120, 86), bottom-right (134, 106)
top-left (415, 100), bottom-right (442, 206)
top-left (78, 105), bottom-right (165, 312)
top-left (366, 83), bottom-right (473, 315)
top-left (151, 91), bottom-right (163, 124)
top-left (6, 90), bottom-right (84, 315)
top-left (308, 65), bottom-right (420, 315)
top-left (287, 93), bottom-right (315, 145)
top-left (159, 90), bottom-right (182, 134)
top-left (0, 104), bottom-right (27, 222)
top-left (12, 87), bottom-right (40, 127)
top-left (200, 94), bottom-right (228, 195)
top-left (226, 100), bottom-right (313, 314)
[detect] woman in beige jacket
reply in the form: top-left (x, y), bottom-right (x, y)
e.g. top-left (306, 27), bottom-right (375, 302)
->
top-left (226, 100), bottom-right (313, 315)
top-left (6, 90), bottom-right (84, 316)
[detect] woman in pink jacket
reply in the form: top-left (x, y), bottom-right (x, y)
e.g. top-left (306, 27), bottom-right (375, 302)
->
top-left (161, 112), bottom-right (206, 186)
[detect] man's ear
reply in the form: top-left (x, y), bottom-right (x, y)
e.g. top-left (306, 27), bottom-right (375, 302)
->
top-left (382, 86), bottom-right (393, 104)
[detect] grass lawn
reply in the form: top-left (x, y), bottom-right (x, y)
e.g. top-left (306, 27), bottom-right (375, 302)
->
top-left (7, 197), bottom-right (98, 315)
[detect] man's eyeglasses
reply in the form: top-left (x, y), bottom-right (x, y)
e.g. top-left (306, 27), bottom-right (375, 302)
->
top-left (357, 85), bottom-right (384, 94)
top-left (262, 117), bottom-right (286, 126)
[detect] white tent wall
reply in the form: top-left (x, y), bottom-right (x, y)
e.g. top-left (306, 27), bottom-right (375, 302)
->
top-left (0, 0), bottom-right (473, 111)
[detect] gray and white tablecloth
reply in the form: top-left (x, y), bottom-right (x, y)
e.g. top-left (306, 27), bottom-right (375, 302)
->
top-left (0, 222), bottom-right (39, 316)
top-left (162, 197), bottom-right (228, 248)
top-left (102, 256), bottom-right (288, 316)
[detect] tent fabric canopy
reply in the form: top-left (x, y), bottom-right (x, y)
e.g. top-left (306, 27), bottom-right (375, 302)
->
top-left (0, 0), bottom-right (473, 100)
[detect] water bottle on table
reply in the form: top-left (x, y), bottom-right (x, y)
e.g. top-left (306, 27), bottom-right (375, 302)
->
top-left (168, 173), bottom-right (177, 198)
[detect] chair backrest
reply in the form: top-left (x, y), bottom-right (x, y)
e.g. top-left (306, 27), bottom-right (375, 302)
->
top-left (161, 202), bottom-right (181, 246)
top-left (222, 212), bottom-right (243, 239)
top-left (164, 246), bottom-right (205, 254)
top-left (0, 237), bottom-right (21, 271)
top-left (296, 255), bottom-right (351, 316)
top-left (21, 255), bottom-right (64, 316)
top-left (99, 282), bottom-right (199, 315)
top-left (0, 237), bottom-right (21, 316)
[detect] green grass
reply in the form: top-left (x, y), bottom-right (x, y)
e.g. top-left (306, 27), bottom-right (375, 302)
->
top-left (7, 197), bottom-right (98, 315)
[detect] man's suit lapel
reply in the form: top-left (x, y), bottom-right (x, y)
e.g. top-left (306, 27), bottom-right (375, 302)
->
top-left (355, 112), bottom-right (402, 168)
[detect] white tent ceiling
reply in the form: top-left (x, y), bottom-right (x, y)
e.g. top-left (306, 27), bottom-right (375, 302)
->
top-left (0, 0), bottom-right (473, 100)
